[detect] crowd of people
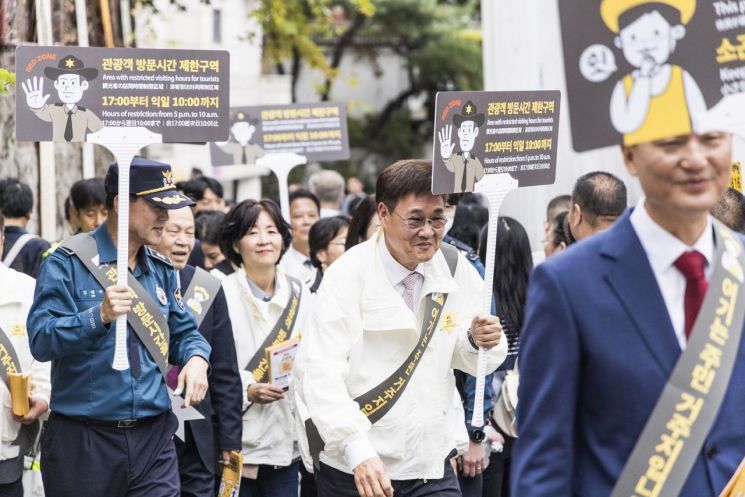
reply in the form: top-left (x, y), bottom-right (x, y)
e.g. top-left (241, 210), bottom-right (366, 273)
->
top-left (0, 128), bottom-right (744, 497)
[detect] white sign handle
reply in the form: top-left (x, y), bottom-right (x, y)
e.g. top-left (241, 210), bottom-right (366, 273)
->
top-left (471, 173), bottom-right (519, 427)
top-left (87, 127), bottom-right (163, 371)
top-left (255, 153), bottom-right (307, 221)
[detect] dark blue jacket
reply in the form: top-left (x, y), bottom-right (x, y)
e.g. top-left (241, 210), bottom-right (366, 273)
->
top-left (26, 224), bottom-right (211, 420)
top-left (513, 210), bottom-right (745, 497)
top-left (177, 265), bottom-right (242, 470)
top-left (2, 226), bottom-right (50, 278)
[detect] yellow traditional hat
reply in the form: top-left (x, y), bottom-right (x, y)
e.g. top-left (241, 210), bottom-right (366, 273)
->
top-left (600, 0), bottom-right (696, 33)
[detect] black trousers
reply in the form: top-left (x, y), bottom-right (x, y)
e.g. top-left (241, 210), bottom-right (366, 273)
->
top-left (317, 456), bottom-right (461, 497)
top-left (41, 411), bottom-right (180, 497)
top-left (0, 478), bottom-right (22, 497)
top-left (175, 425), bottom-right (214, 497)
top-left (300, 463), bottom-right (318, 497)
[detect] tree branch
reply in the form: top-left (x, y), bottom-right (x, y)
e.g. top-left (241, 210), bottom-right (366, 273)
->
top-left (368, 86), bottom-right (424, 140)
top-left (319, 12), bottom-right (366, 101)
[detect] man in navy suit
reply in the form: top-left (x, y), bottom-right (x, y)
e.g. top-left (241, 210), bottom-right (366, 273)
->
top-left (512, 131), bottom-right (745, 497)
top-left (155, 206), bottom-right (243, 497)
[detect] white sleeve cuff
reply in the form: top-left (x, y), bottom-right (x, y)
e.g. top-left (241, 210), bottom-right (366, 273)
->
top-left (344, 437), bottom-right (378, 471)
top-left (240, 370), bottom-right (256, 412)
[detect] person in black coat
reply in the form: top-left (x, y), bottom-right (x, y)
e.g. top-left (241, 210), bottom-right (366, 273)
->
top-left (155, 206), bottom-right (243, 497)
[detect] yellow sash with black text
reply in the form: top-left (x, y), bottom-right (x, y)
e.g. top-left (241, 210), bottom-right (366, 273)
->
top-left (610, 222), bottom-right (745, 497)
top-left (61, 234), bottom-right (171, 377)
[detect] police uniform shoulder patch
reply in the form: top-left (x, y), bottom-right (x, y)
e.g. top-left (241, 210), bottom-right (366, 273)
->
top-left (145, 247), bottom-right (174, 267)
top-left (56, 244), bottom-right (75, 256)
top-left (156, 285), bottom-right (168, 305)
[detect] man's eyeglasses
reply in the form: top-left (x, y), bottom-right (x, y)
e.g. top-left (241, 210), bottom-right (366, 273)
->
top-left (391, 210), bottom-right (447, 230)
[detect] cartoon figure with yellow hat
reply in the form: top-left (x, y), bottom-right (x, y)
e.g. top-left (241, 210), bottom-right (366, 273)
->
top-left (603, 0), bottom-right (707, 145)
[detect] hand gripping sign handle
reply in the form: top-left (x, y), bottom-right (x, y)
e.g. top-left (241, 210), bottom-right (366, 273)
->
top-left (87, 127), bottom-right (163, 371)
top-left (471, 173), bottom-right (519, 427)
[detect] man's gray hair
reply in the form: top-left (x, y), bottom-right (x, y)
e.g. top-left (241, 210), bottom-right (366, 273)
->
top-left (308, 169), bottom-right (345, 205)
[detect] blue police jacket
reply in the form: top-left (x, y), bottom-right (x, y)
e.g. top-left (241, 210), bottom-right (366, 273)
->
top-left (26, 223), bottom-right (211, 420)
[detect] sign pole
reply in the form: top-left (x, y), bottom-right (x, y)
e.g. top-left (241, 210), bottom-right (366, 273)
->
top-left (87, 128), bottom-right (163, 370)
top-left (470, 173), bottom-right (518, 427)
top-left (256, 153), bottom-right (307, 220)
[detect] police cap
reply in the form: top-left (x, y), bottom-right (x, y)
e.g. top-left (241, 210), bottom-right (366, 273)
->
top-left (105, 157), bottom-right (195, 210)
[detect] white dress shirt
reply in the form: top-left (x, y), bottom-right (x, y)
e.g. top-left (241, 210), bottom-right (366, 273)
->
top-left (630, 198), bottom-right (714, 350)
top-left (278, 245), bottom-right (318, 286)
top-left (378, 236), bottom-right (425, 314)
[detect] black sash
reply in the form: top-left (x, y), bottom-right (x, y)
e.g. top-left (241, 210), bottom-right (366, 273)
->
top-left (306, 244), bottom-right (459, 470)
top-left (0, 326), bottom-right (21, 389)
top-left (610, 222), bottom-right (745, 497)
top-left (183, 266), bottom-right (222, 328)
top-left (244, 274), bottom-right (303, 383)
top-left (61, 234), bottom-right (171, 377)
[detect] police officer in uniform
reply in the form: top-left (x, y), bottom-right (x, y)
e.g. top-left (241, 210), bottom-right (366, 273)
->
top-left (27, 158), bottom-right (212, 497)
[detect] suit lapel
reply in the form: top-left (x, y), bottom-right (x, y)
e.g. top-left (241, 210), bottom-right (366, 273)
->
top-left (600, 212), bottom-right (681, 374)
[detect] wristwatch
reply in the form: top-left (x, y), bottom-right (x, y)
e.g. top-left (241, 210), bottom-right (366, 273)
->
top-left (468, 428), bottom-right (485, 443)
top-left (467, 328), bottom-right (478, 350)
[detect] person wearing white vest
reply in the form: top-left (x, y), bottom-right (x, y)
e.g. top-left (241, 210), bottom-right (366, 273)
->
top-left (0, 212), bottom-right (50, 496)
top-left (294, 160), bottom-right (507, 497)
top-left (219, 198), bottom-right (311, 497)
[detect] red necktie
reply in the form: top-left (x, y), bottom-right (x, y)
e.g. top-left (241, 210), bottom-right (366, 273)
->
top-left (673, 251), bottom-right (708, 339)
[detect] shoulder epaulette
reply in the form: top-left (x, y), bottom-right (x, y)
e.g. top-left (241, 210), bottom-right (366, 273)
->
top-left (54, 103), bottom-right (63, 107)
top-left (78, 106), bottom-right (87, 111)
top-left (146, 247), bottom-right (174, 267)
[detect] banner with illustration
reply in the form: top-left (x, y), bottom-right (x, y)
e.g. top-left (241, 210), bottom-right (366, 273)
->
top-left (15, 46), bottom-right (230, 143)
top-left (431, 90), bottom-right (561, 194)
top-left (209, 102), bottom-right (350, 166)
top-left (559, 0), bottom-right (745, 151)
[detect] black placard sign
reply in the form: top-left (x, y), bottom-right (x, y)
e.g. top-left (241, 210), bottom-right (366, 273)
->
top-left (431, 90), bottom-right (561, 195)
top-left (15, 46), bottom-right (230, 143)
top-left (209, 102), bottom-right (350, 165)
top-left (559, 0), bottom-right (744, 151)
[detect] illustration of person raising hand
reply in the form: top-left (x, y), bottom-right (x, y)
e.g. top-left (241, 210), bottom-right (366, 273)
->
top-left (604, 0), bottom-right (707, 145)
top-left (22, 55), bottom-right (103, 142)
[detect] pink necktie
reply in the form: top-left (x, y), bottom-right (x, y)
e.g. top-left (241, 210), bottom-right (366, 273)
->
top-left (401, 272), bottom-right (422, 312)
top-left (673, 251), bottom-right (708, 339)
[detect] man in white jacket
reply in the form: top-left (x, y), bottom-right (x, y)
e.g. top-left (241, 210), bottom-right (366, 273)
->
top-left (0, 211), bottom-right (50, 496)
top-left (295, 159), bottom-right (506, 497)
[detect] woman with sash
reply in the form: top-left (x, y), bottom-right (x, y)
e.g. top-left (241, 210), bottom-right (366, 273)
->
top-left (219, 199), bottom-right (312, 497)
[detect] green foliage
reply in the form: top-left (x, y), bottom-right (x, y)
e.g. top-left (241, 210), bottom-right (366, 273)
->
top-left (255, 0), bottom-right (375, 81)
top-left (0, 69), bottom-right (16, 96)
top-left (255, 0), bottom-right (483, 180)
